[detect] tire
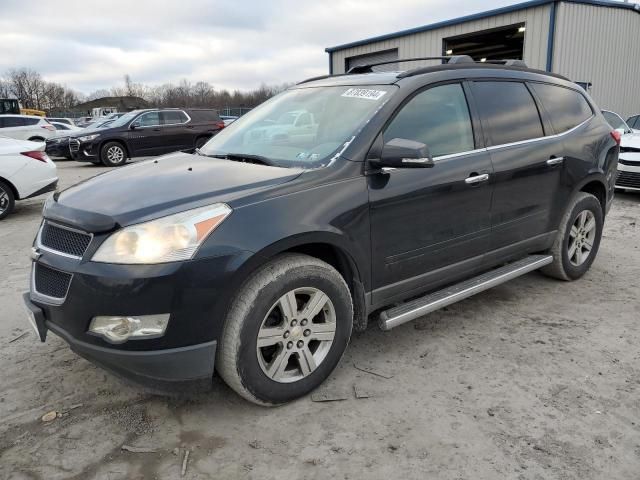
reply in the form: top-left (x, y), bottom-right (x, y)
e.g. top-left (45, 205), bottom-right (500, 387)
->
top-left (0, 180), bottom-right (16, 220)
top-left (216, 253), bottom-right (353, 406)
top-left (195, 136), bottom-right (210, 149)
top-left (541, 192), bottom-right (603, 281)
top-left (100, 142), bottom-right (127, 167)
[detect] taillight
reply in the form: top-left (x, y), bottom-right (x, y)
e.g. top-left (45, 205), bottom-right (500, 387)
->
top-left (611, 130), bottom-right (622, 145)
top-left (42, 124), bottom-right (56, 131)
top-left (21, 151), bottom-right (49, 162)
top-left (215, 121), bottom-right (225, 130)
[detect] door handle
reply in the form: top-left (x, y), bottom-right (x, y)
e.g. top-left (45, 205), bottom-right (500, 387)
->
top-left (465, 173), bottom-right (490, 185)
top-left (547, 156), bottom-right (564, 166)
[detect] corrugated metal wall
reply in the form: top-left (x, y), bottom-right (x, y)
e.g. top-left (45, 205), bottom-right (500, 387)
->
top-left (553, 3), bottom-right (640, 118)
top-left (331, 5), bottom-right (551, 74)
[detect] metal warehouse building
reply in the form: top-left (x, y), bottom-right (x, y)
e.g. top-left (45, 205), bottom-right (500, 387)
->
top-left (325, 0), bottom-right (640, 117)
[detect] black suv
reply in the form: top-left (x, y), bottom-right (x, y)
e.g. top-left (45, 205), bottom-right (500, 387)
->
top-left (24, 57), bottom-right (619, 405)
top-left (68, 108), bottom-right (224, 166)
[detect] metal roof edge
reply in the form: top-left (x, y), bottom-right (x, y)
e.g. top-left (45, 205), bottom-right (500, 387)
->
top-left (325, 0), bottom-right (640, 53)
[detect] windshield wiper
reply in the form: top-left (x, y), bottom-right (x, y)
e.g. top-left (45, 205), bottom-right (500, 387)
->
top-left (207, 153), bottom-right (278, 167)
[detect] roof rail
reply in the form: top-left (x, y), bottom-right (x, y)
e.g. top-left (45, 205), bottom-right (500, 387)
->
top-left (346, 55), bottom-right (474, 74)
top-left (484, 59), bottom-right (528, 67)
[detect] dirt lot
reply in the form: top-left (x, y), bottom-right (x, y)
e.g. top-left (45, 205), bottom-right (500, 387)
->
top-left (1, 160), bottom-right (639, 480)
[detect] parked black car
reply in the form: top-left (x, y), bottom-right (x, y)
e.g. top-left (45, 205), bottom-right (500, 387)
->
top-left (24, 57), bottom-right (619, 405)
top-left (68, 108), bottom-right (225, 166)
top-left (45, 135), bottom-right (72, 159)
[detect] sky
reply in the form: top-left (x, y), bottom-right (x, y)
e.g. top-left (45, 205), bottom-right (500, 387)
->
top-left (1, 0), bottom-right (539, 94)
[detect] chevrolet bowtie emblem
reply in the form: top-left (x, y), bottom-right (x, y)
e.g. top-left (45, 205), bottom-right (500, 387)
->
top-left (30, 247), bottom-right (42, 261)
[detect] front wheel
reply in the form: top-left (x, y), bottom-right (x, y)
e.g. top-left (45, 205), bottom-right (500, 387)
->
top-left (100, 142), bottom-right (127, 167)
top-left (541, 192), bottom-right (603, 281)
top-left (0, 180), bottom-right (15, 220)
top-left (216, 254), bottom-right (353, 405)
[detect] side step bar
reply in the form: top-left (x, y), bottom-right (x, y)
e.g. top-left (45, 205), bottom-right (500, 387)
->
top-left (379, 255), bottom-right (553, 331)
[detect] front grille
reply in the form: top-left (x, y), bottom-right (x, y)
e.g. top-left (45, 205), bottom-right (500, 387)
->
top-left (619, 159), bottom-right (640, 166)
top-left (34, 263), bottom-right (72, 299)
top-left (40, 222), bottom-right (92, 258)
top-left (69, 138), bottom-right (80, 152)
top-left (620, 147), bottom-right (640, 154)
top-left (616, 171), bottom-right (640, 189)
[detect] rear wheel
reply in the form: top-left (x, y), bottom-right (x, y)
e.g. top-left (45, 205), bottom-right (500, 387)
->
top-left (216, 254), bottom-right (353, 405)
top-left (0, 181), bottom-right (16, 220)
top-left (541, 192), bottom-right (603, 280)
top-left (100, 142), bottom-right (127, 167)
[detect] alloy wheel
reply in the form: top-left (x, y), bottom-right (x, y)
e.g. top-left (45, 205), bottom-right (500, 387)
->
top-left (256, 287), bottom-right (336, 383)
top-left (107, 146), bottom-right (124, 164)
top-left (568, 210), bottom-right (596, 266)
top-left (0, 187), bottom-right (8, 214)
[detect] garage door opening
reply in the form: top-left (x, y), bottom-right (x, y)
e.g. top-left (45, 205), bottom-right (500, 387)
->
top-left (345, 48), bottom-right (399, 72)
top-left (443, 23), bottom-right (525, 62)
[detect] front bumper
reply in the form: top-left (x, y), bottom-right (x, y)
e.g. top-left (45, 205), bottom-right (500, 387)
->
top-left (25, 234), bottom-right (254, 389)
top-left (616, 154), bottom-right (640, 191)
top-left (70, 139), bottom-right (99, 162)
top-left (23, 293), bottom-right (216, 388)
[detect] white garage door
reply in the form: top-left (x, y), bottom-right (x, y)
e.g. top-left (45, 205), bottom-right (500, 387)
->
top-left (346, 49), bottom-right (399, 72)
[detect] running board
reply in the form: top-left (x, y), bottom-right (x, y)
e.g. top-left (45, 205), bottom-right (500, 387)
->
top-left (378, 255), bottom-right (553, 331)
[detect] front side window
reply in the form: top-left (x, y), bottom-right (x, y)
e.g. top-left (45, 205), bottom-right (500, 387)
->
top-left (530, 83), bottom-right (592, 133)
top-left (473, 81), bottom-right (544, 146)
top-left (136, 112), bottom-right (161, 127)
top-left (199, 85), bottom-right (396, 168)
top-left (3, 117), bottom-right (25, 127)
top-left (384, 83), bottom-right (475, 157)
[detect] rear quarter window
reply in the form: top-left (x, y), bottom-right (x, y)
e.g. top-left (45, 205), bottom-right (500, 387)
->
top-left (530, 83), bottom-right (593, 134)
top-left (25, 118), bottom-right (41, 126)
top-left (472, 81), bottom-right (544, 146)
top-left (188, 109), bottom-right (221, 122)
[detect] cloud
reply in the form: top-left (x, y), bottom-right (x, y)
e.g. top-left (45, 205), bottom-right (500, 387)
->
top-left (0, 0), bottom-right (520, 94)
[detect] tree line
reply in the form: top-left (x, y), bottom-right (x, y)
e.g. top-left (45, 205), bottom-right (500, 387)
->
top-left (1, 69), bottom-right (289, 112)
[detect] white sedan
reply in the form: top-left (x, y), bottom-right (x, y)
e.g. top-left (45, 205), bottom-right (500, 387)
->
top-left (0, 136), bottom-right (58, 220)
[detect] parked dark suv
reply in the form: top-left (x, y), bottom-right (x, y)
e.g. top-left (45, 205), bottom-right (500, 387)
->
top-left (24, 57), bottom-right (619, 405)
top-left (68, 108), bottom-right (224, 166)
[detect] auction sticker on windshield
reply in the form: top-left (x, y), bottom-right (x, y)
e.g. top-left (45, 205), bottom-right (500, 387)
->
top-left (341, 88), bottom-right (387, 100)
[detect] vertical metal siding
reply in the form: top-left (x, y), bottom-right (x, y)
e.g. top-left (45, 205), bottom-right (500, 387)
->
top-left (331, 5), bottom-right (551, 74)
top-left (553, 3), bottom-right (640, 118)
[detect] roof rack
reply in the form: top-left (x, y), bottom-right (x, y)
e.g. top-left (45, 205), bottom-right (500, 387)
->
top-left (483, 59), bottom-right (528, 67)
top-left (346, 55), bottom-right (474, 74)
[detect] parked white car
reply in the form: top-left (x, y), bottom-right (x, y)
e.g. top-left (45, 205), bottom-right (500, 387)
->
top-left (0, 115), bottom-right (56, 142)
top-left (602, 111), bottom-right (640, 192)
top-left (626, 114), bottom-right (640, 133)
top-left (50, 122), bottom-right (82, 134)
top-left (46, 117), bottom-right (75, 127)
top-left (0, 136), bottom-right (58, 219)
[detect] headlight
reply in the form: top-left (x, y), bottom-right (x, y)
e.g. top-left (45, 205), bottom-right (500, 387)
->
top-left (92, 203), bottom-right (232, 264)
top-left (78, 133), bottom-right (100, 142)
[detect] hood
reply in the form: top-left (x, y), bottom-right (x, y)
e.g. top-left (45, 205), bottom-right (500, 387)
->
top-left (621, 132), bottom-right (640, 149)
top-left (46, 151), bottom-right (303, 231)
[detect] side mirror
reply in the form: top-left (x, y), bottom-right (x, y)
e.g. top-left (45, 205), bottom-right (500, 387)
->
top-left (130, 123), bottom-right (139, 130)
top-left (371, 138), bottom-right (434, 169)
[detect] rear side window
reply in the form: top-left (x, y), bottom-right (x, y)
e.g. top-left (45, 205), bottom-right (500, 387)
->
top-left (384, 83), bottom-right (475, 157)
top-left (530, 83), bottom-right (592, 133)
top-left (2, 117), bottom-right (25, 127)
top-left (25, 118), bottom-right (41, 126)
top-left (472, 81), bottom-right (543, 145)
top-left (161, 111), bottom-right (188, 124)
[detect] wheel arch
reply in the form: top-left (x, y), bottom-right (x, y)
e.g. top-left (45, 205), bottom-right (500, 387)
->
top-left (99, 138), bottom-right (130, 159)
top-left (236, 233), bottom-right (369, 332)
top-left (27, 136), bottom-right (45, 142)
top-left (576, 174), bottom-right (607, 214)
top-left (0, 176), bottom-right (20, 200)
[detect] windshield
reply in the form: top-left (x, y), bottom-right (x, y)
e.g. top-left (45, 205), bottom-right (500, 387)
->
top-left (108, 110), bottom-right (140, 128)
top-left (200, 85), bottom-right (395, 167)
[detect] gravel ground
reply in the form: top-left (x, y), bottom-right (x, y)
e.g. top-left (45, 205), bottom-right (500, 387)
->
top-left (1, 160), bottom-right (639, 480)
